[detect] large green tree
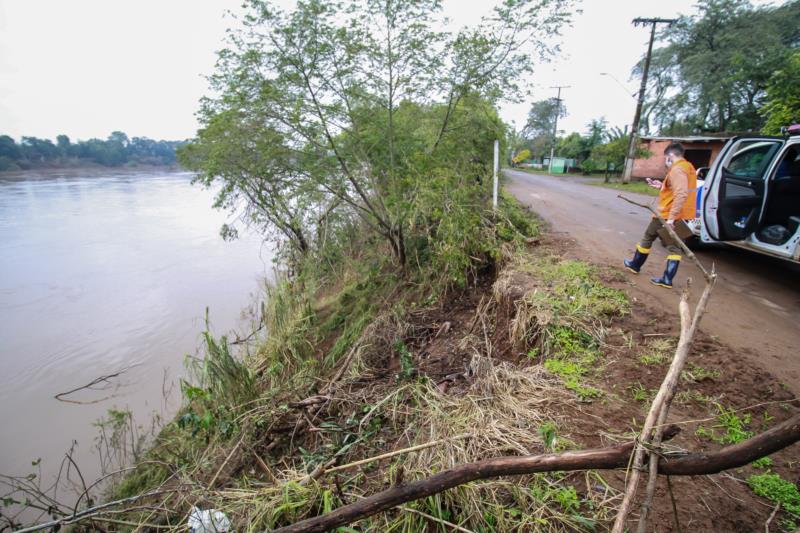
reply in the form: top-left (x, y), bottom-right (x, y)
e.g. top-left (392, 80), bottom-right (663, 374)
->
top-left (180, 0), bottom-right (575, 267)
top-left (761, 50), bottom-right (800, 134)
top-left (641, 0), bottom-right (800, 133)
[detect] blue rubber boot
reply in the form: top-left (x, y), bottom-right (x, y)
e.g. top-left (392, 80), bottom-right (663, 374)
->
top-left (624, 245), bottom-right (650, 274)
top-left (650, 257), bottom-right (680, 289)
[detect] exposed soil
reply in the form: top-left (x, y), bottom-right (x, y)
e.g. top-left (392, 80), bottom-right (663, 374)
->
top-left (383, 234), bottom-right (800, 532)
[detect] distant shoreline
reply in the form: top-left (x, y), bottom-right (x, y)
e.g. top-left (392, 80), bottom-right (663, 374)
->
top-left (0, 164), bottom-right (187, 180)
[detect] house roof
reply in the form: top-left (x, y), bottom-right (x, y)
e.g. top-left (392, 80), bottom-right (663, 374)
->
top-left (639, 135), bottom-right (732, 143)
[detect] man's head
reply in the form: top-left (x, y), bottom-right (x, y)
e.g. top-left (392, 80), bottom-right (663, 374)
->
top-left (664, 142), bottom-right (685, 168)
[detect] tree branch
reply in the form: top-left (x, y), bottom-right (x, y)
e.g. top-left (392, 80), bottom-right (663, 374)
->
top-left (271, 416), bottom-right (800, 532)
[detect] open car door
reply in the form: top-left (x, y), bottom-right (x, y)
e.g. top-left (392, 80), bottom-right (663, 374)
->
top-left (702, 137), bottom-right (784, 242)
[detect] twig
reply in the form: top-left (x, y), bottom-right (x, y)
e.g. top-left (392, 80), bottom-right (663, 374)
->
top-left (324, 433), bottom-right (473, 475)
top-left (765, 502), bottom-right (780, 533)
top-left (666, 476), bottom-right (682, 533)
top-left (208, 435), bottom-right (244, 488)
top-left (399, 505), bottom-right (477, 533)
top-left (11, 488), bottom-right (179, 533)
top-left (54, 365), bottom-right (139, 404)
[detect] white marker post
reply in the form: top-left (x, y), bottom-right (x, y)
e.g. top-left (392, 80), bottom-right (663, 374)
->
top-left (492, 139), bottom-right (499, 210)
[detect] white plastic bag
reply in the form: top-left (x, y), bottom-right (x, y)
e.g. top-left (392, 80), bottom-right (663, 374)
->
top-left (188, 506), bottom-right (232, 532)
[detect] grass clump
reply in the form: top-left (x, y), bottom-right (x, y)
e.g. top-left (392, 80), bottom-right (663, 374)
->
top-left (695, 404), bottom-right (753, 444)
top-left (586, 179), bottom-right (659, 197)
top-left (747, 471), bottom-right (800, 529)
top-left (681, 362), bottom-right (721, 383)
top-left (639, 337), bottom-right (674, 365)
top-left (543, 327), bottom-right (603, 402)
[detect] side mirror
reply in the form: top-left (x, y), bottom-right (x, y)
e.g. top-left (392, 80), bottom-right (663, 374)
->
top-left (697, 167), bottom-right (709, 180)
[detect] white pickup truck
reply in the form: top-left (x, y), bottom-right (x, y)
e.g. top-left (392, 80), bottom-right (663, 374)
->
top-left (688, 127), bottom-right (800, 264)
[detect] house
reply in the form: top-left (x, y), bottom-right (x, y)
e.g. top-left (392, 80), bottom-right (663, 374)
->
top-left (633, 135), bottom-right (732, 179)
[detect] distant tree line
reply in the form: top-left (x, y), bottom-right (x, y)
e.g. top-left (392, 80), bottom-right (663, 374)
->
top-left (0, 131), bottom-right (185, 171)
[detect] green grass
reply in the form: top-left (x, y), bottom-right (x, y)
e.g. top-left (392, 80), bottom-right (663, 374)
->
top-left (511, 166), bottom-right (586, 179)
top-left (695, 404), bottom-right (753, 445)
top-left (585, 179), bottom-right (659, 197)
top-left (747, 472), bottom-right (800, 528)
top-left (543, 327), bottom-right (603, 402)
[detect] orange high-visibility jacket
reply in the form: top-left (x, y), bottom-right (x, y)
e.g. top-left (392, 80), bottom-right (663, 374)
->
top-left (657, 159), bottom-right (697, 220)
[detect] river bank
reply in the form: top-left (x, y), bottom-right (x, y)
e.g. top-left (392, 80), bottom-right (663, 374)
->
top-left (0, 164), bottom-right (183, 180)
top-left (19, 192), bottom-right (797, 532)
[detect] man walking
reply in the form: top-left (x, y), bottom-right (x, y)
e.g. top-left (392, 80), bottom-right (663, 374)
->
top-left (623, 142), bottom-right (697, 289)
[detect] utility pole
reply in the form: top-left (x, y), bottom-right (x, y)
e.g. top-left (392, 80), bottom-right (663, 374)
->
top-left (621, 17), bottom-right (676, 183)
top-left (548, 85), bottom-right (569, 174)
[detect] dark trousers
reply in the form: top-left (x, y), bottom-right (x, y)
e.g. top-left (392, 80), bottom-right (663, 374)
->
top-left (638, 218), bottom-right (683, 257)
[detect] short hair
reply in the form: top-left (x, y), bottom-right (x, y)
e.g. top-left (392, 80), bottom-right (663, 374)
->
top-left (664, 142), bottom-right (685, 157)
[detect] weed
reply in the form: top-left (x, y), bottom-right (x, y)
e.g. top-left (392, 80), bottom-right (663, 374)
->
top-left (543, 327), bottom-right (603, 402)
top-left (747, 471), bottom-right (800, 526)
top-left (394, 339), bottom-right (415, 380)
top-left (544, 359), bottom-right (602, 401)
top-left (695, 404), bottom-right (753, 444)
top-left (639, 338), bottom-right (674, 365)
top-left (751, 457), bottom-right (773, 469)
top-left (538, 421), bottom-right (559, 451)
top-left (675, 390), bottom-right (715, 405)
top-left (629, 382), bottom-right (654, 403)
top-left (681, 362), bottom-right (721, 383)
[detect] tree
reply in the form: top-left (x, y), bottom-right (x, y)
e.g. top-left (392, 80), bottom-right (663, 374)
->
top-left (555, 132), bottom-right (585, 160)
top-left (641, 0), bottom-right (800, 133)
top-left (181, 0), bottom-right (576, 267)
top-left (761, 50), bottom-right (800, 135)
top-left (523, 98), bottom-right (566, 139)
top-left (0, 135), bottom-right (21, 160)
top-left (56, 135), bottom-right (71, 158)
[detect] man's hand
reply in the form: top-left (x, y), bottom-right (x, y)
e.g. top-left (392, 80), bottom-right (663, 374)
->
top-left (645, 178), bottom-right (662, 190)
top-left (666, 219), bottom-right (675, 227)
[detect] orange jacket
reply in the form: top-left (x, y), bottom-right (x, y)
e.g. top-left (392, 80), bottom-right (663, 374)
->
top-left (657, 159), bottom-right (697, 220)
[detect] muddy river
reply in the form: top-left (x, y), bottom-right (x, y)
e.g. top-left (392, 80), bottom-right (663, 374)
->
top-left (0, 169), bottom-right (270, 495)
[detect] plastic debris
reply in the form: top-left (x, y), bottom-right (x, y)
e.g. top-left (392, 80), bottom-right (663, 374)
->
top-left (188, 506), bottom-right (232, 532)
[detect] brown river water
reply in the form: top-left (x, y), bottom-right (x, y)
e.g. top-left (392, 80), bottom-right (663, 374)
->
top-left (0, 169), bottom-right (271, 514)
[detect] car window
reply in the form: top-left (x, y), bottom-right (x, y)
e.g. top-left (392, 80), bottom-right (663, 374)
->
top-left (774, 145), bottom-right (800, 178)
top-left (725, 141), bottom-right (781, 179)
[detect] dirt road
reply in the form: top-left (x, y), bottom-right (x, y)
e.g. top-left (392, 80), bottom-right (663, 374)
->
top-left (505, 169), bottom-right (800, 394)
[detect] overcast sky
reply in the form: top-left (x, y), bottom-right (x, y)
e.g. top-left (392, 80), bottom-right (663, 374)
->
top-left (0, 0), bottom-right (773, 142)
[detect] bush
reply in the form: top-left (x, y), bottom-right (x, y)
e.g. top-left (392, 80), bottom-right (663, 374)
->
top-left (580, 159), bottom-right (597, 174)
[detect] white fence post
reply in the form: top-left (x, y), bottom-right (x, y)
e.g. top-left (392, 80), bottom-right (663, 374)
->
top-left (493, 139), bottom-right (499, 210)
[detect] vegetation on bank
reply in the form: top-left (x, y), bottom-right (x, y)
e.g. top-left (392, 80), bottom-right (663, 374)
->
top-left (0, 131), bottom-right (183, 171)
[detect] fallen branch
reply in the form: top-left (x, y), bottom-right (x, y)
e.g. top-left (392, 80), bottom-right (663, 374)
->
top-left (54, 365), bottom-right (140, 404)
top-left (11, 487), bottom-right (180, 533)
top-left (271, 415), bottom-right (800, 533)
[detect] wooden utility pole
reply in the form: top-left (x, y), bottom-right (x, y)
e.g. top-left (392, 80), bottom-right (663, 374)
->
top-left (621, 17), bottom-right (676, 183)
top-left (547, 85), bottom-right (569, 174)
